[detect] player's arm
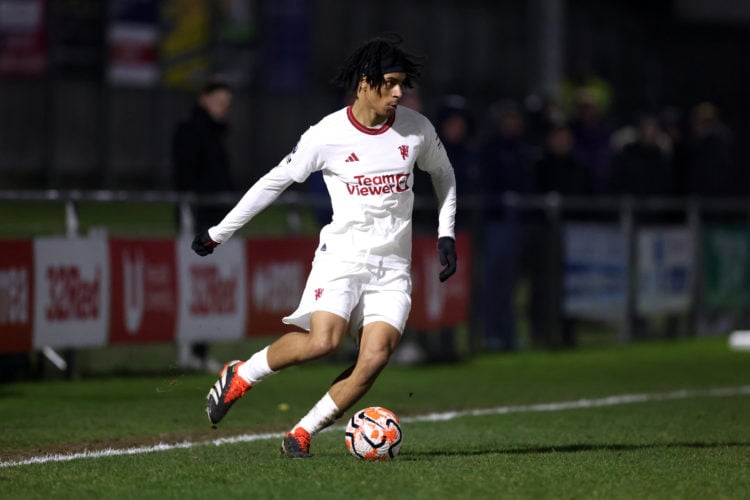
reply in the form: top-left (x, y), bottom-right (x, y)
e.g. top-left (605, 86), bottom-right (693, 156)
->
top-left (192, 127), bottom-right (322, 256)
top-left (430, 164), bottom-right (458, 282)
top-left (209, 164), bottom-right (297, 243)
top-left (419, 126), bottom-right (458, 282)
top-left (190, 164), bottom-right (296, 255)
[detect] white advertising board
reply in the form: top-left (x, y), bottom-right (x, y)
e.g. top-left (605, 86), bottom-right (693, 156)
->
top-left (175, 236), bottom-right (246, 343)
top-left (637, 227), bottom-right (693, 314)
top-left (33, 237), bottom-right (110, 349)
top-left (563, 223), bottom-right (628, 320)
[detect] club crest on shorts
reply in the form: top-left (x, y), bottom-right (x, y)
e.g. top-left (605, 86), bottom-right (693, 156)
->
top-left (314, 288), bottom-right (324, 300)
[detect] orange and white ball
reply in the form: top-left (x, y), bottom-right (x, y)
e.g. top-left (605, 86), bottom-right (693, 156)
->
top-left (345, 406), bottom-right (403, 460)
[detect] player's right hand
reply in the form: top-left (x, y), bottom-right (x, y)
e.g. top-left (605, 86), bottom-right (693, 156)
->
top-left (191, 230), bottom-right (218, 256)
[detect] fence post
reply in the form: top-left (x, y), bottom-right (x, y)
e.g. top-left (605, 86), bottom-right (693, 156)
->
top-left (179, 198), bottom-right (194, 236)
top-left (64, 199), bottom-right (79, 238)
top-left (687, 199), bottom-right (702, 336)
top-left (620, 197), bottom-right (635, 342)
top-left (545, 192), bottom-right (563, 347)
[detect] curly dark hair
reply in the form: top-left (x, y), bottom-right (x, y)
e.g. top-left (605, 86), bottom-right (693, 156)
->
top-left (331, 34), bottom-right (423, 93)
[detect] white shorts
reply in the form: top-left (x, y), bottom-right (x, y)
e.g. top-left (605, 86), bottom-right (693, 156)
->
top-left (282, 256), bottom-right (412, 339)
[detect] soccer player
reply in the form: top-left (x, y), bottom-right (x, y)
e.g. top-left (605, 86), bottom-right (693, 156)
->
top-left (192, 34), bottom-right (457, 458)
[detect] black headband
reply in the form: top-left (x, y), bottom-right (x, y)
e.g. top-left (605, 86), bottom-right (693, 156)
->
top-left (380, 52), bottom-right (406, 74)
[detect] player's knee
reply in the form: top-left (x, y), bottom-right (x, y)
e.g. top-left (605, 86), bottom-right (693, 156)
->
top-left (305, 335), bottom-right (339, 359)
top-left (358, 346), bottom-right (392, 374)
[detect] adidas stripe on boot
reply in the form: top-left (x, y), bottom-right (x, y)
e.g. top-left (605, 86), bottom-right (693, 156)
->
top-left (206, 360), bottom-right (252, 424)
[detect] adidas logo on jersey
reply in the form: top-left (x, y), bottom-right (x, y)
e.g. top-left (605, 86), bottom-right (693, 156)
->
top-left (345, 152), bottom-right (359, 162)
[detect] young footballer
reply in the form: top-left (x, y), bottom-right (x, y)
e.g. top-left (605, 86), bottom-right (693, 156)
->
top-left (192, 34), bottom-right (457, 458)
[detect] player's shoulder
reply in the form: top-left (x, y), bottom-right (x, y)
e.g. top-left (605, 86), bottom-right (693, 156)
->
top-left (310, 107), bottom-right (349, 130)
top-left (394, 105), bottom-right (435, 131)
top-left (300, 107), bottom-right (349, 140)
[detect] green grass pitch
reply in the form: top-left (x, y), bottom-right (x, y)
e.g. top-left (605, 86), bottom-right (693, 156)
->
top-left (1, 336), bottom-right (749, 499)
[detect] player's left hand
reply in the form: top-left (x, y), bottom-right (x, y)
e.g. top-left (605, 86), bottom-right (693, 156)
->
top-left (191, 230), bottom-right (218, 256)
top-left (437, 236), bottom-right (457, 282)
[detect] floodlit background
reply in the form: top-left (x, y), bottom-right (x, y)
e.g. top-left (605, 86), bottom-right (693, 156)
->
top-left (1, 6), bottom-right (749, 497)
top-left (1, 0), bottom-right (749, 377)
top-left (1, 0), bottom-right (748, 189)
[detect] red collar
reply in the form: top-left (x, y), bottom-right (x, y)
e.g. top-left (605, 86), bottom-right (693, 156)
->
top-left (347, 106), bottom-right (395, 135)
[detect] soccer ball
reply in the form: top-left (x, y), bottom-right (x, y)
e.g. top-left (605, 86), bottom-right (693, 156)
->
top-left (345, 406), bottom-right (403, 461)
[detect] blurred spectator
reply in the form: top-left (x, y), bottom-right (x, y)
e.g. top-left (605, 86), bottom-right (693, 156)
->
top-left (172, 78), bottom-right (235, 232)
top-left (608, 113), bottom-right (675, 196)
top-left (481, 99), bottom-right (538, 195)
top-left (524, 93), bottom-right (567, 152)
top-left (659, 106), bottom-right (689, 184)
top-left (679, 102), bottom-right (736, 197)
top-left (559, 60), bottom-right (614, 120)
top-left (171, 77), bottom-right (234, 373)
top-left (436, 95), bottom-right (481, 206)
top-left (401, 92), bottom-right (474, 364)
top-left (532, 123), bottom-right (594, 349)
top-left (422, 95), bottom-right (481, 361)
top-left (569, 89), bottom-right (615, 194)
top-left (536, 124), bottom-right (593, 196)
top-left (478, 99), bottom-right (539, 351)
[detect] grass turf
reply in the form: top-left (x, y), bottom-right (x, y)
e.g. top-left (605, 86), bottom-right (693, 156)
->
top-left (0, 336), bottom-right (748, 499)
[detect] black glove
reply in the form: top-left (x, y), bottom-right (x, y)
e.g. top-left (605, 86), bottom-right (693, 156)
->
top-left (191, 230), bottom-right (218, 256)
top-left (437, 236), bottom-right (457, 282)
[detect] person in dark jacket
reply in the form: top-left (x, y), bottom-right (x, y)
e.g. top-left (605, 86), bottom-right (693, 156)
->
top-left (680, 102), bottom-right (736, 197)
top-left (172, 78), bottom-right (234, 372)
top-left (536, 124), bottom-right (593, 196)
top-left (608, 113), bottom-right (675, 196)
top-left (172, 79), bottom-right (235, 232)
top-left (535, 124), bottom-right (593, 347)
top-left (478, 100), bottom-right (539, 351)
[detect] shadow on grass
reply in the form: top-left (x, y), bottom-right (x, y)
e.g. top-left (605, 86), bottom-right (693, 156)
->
top-left (401, 441), bottom-right (750, 459)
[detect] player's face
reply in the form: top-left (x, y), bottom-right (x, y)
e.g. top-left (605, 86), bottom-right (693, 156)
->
top-left (363, 72), bottom-right (407, 117)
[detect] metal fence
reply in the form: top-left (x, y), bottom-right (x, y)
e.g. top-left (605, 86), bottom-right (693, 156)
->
top-left (2, 189), bottom-right (749, 352)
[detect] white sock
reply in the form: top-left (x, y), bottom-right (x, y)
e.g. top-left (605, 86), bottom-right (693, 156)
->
top-left (237, 346), bottom-right (276, 384)
top-left (294, 392), bottom-right (341, 435)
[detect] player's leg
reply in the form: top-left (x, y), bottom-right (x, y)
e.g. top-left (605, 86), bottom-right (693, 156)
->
top-left (206, 253), bottom-right (359, 425)
top-left (206, 311), bottom-right (349, 425)
top-left (266, 311), bottom-right (350, 369)
top-left (281, 321), bottom-right (401, 458)
top-left (329, 321), bottom-right (401, 410)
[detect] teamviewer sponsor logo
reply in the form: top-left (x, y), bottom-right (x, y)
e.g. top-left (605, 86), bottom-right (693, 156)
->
top-left (347, 173), bottom-right (410, 196)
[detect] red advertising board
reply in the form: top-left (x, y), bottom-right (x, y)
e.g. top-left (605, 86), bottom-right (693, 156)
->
top-left (408, 233), bottom-right (471, 330)
top-left (0, 240), bottom-right (33, 353)
top-left (245, 237), bottom-right (317, 336)
top-left (0, 234), bottom-right (470, 354)
top-left (107, 0), bottom-right (159, 86)
top-left (0, 0), bottom-right (47, 77)
top-left (109, 239), bottom-right (178, 344)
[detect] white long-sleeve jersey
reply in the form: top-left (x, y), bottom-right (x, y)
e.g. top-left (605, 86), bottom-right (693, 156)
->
top-left (208, 105), bottom-right (457, 269)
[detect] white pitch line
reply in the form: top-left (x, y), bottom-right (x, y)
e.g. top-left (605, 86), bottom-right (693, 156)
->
top-left (2, 384), bottom-right (749, 469)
